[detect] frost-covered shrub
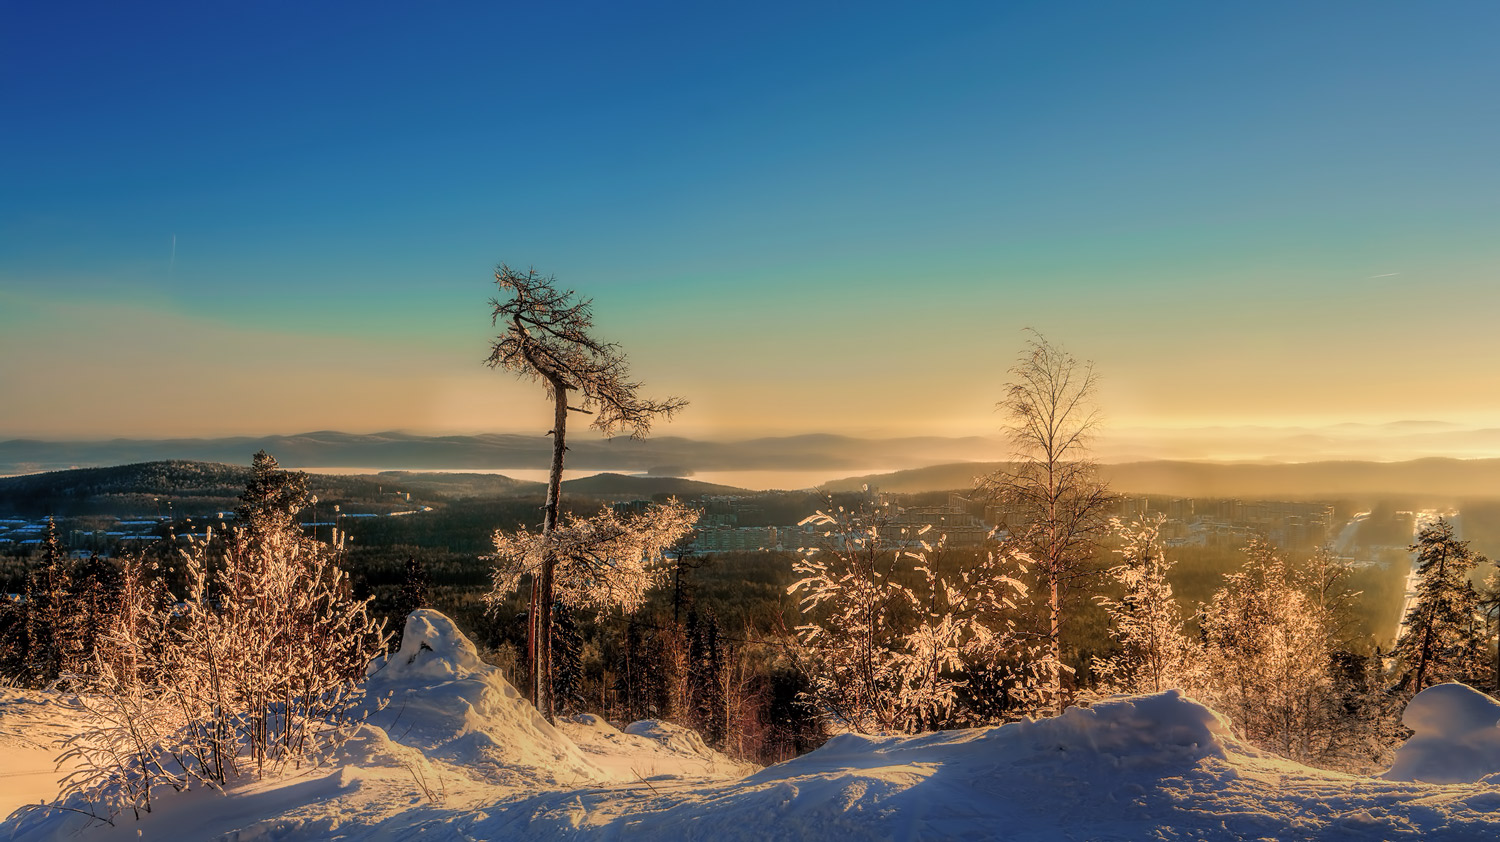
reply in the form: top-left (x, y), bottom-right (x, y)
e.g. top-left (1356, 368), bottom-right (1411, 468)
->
top-left (487, 499), bottom-right (700, 615)
top-left (788, 499), bottom-right (1034, 733)
top-left (52, 508), bottom-right (388, 822)
top-left (1092, 517), bottom-right (1200, 695)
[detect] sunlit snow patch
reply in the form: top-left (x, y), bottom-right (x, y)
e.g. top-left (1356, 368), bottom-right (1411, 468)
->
top-left (1384, 682), bottom-right (1500, 784)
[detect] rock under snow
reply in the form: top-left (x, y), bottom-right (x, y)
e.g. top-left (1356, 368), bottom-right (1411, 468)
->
top-left (360, 609), bottom-right (602, 785)
top-left (1384, 682), bottom-right (1500, 784)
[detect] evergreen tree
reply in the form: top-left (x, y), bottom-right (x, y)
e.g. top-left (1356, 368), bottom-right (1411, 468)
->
top-left (1395, 518), bottom-right (1487, 694)
top-left (551, 601), bottom-right (584, 715)
top-left (235, 450), bottom-right (310, 537)
top-left (0, 591), bottom-right (29, 681)
top-left (24, 518), bottom-right (76, 686)
top-left (395, 554), bottom-right (431, 621)
top-left (70, 553), bottom-right (124, 675)
top-left (762, 666), bottom-right (826, 762)
top-left (689, 611), bottom-right (727, 749)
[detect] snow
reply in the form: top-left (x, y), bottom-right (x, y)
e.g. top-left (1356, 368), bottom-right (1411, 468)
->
top-left (5, 614), bottom-right (1500, 841)
top-left (1383, 682), bottom-right (1500, 784)
top-left (0, 689), bottom-right (81, 821)
top-left (359, 609), bottom-right (603, 785)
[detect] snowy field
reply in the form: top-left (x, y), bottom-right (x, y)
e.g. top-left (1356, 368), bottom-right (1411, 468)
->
top-left (4, 610), bottom-right (1500, 841)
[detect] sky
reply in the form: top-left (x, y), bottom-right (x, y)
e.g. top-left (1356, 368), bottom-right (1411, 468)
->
top-left (3, 1), bottom-right (1499, 449)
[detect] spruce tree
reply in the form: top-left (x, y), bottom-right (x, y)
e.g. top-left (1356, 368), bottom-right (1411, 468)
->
top-left (235, 450), bottom-right (310, 537)
top-left (24, 518), bottom-right (76, 686)
top-left (395, 554), bottom-right (431, 622)
top-left (689, 611), bottom-right (727, 749)
top-left (71, 553), bottom-right (124, 675)
top-left (1396, 518), bottom-right (1487, 694)
top-left (551, 601), bottom-right (584, 715)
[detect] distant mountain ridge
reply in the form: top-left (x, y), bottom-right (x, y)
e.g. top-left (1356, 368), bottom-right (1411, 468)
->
top-left (0, 461), bottom-right (753, 518)
top-left (824, 458), bottom-right (1500, 500)
top-left (0, 431), bottom-right (1005, 477)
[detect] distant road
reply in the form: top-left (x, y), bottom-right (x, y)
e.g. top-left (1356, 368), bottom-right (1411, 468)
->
top-left (1333, 512), bottom-right (1369, 556)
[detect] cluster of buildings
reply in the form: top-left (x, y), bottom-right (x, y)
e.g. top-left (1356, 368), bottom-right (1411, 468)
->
top-left (684, 493), bottom-right (995, 554)
top-left (0, 516), bottom-right (169, 551)
top-left (680, 492), bottom-right (1341, 556)
top-left (1117, 496), bottom-right (1338, 551)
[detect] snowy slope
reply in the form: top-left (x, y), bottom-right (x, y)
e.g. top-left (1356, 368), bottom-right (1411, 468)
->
top-left (4, 613), bottom-right (1500, 841)
top-left (0, 689), bottom-right (81, 821)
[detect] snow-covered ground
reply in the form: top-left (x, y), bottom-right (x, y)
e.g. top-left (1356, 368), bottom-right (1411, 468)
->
top-left (4, 611), bottom-right (1500, 841)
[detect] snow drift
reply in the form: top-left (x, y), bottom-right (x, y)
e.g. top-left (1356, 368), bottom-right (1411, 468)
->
top-left (359, 609), bottom-right (602, 785)
top-left (7, 613), bottom-right (1500, 841)
top-left (1384, 682), bottom-right (1500, 784)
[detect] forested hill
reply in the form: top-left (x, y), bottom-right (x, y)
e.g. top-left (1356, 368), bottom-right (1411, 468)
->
top-left (0, 462), bottom-right (751, 518)
top-left (825, 457), bottom-right (1500, 500)
top-left (0, 461), bottom-right (423, 518)
top-left (0, 431), bottom-right (1002, 477)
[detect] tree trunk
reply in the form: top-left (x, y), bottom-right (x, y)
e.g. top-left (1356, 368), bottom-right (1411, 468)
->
top-left (1049, 571), bottom-right (1062, 715)
top-left (536, 379), bottom-right (569, 723)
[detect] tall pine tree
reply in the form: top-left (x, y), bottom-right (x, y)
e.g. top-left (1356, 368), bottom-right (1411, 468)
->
top-left (1396, 518), bottom-right (1487, 694)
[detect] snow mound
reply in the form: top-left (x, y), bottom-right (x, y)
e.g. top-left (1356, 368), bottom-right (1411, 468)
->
top-left (371, 608), bottom-right (490, 681)
top-left (625, 719), bottom-right (719, 757)
top-left (772, 689), bottom-right (1229, 780)
top-left (1023, 689), bottom-right (1231, 764)
top-left (0, 690), bottom-right (83, 822)
top-left (1384, 682), bottom-right (1500, 784)
top-left (558, 715), bottom-right (758, 780)
top-left (361, 610), bottom-right (602, 785)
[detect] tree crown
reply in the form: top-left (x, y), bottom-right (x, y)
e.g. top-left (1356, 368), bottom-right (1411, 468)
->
top-left (487, 265), bottom-right (686, 438)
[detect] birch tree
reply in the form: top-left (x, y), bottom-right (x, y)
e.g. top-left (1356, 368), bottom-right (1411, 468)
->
top-left (486, 264), bottom-right (687, 721)
top-left (1199, 537), bottom-right (1339, 764)
top-left (979, 331), bottom-right (1114, 715)
top-left (1093, 516), bottom-right (1199, 695)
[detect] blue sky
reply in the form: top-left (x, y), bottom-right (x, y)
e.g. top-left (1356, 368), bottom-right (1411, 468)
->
top-left (3, 1), bottom-right (1498, 443)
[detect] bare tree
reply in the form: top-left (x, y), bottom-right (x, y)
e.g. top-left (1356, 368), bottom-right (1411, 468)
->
top-left (978, 331), bottom-right (1114, 715)
top-left (486, 264), bottom-right (687, 721)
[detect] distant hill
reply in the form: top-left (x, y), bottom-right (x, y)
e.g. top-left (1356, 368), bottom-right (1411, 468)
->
top-left (0, 461), bottom-right (752, 518)
top-left (824, 458), bottom-right (1500, 500)
top-left (0, 461), bottom-right (433, 518)
top-left (559, 473), bottom-right (748, 498)
top-left (0, 431), bottom-right (1004, 476)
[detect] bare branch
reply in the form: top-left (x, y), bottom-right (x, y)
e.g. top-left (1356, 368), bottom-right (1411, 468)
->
top-left (487, 264), bottom-right (688, 438)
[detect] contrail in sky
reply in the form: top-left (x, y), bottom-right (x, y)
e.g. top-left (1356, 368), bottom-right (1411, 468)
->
top-left (1366, 272), bottom-right (1400, 279)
